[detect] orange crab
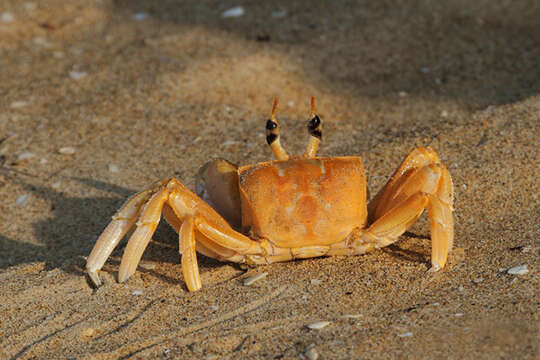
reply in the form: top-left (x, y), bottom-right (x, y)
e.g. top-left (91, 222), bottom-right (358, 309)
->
top-left (86, 98), bottom-right (454, 291)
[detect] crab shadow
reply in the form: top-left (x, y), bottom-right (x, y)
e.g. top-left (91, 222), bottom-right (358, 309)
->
top-left (382, 231), bottom-right (432, 266)
top-left (0, 177), bottom-right (226, 285)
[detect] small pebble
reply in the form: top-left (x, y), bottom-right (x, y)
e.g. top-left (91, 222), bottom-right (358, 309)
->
top-left (107, 163), bottom-right (119, 173)
top-left (17, 152), bottom-right (35, 161)
top-left (139, 262), bottom-right (156, 270)
top-left (431, 302), bottom-right (440, 306)
top-left (472, 277), bottom-right (484, 284)
top-left (69, 71), bottom-right (87, 80)
top-left (221, 140), bottom-right (239, 146)
top-left (210, 305), bottom-right (219, 311)
top-left (222, 6), bottom-right (244, 18)
top-left (243, 272), bottom-right (267, 286)
top-left (163, 349), bottom-right (171, 355)
top-left (39, 158), bottom-right (47, 164)
top-left (397, 332), bottom-right (413, 337)
top-left (521, 246), bottom-right (531, 253)
top-left (32, 37), bottom-right (51, 47)
top-left (507, 265), bottom-right (529, 275)
top-left (0, 12), bottom-right (15, 23)
top-left (51, 181), bottom-right (61, 189)
top-left (10, 100), bottom-right (28, 108)
top-left (458, 286), bottom-right (465, 291)
top-left (81, 327), bottom-right (95, 338)
top-left (58, 146), bottom-right (76, 155)
top-left (132, 290), bottom-right (143, 296)
top-left (16, 194), bottom-right (29, 206)
top-left (132, 12), bottom-right (149, 21)
top-left (398, 91), bottom-right (408, 97)
top-left (420, 67), bottom-right (430, 73)
top-left (455, 313), bottom-right (464, 317)
top-left (310, 279), bottom-right (322, 285)
top-left (304, 345), bottom-right (318, 360)
top-left (306, 321), bottom-right (330, 330)
top-left (441, 110), bottom-right (449, 117)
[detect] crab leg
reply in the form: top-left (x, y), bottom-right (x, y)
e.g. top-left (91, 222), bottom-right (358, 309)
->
top-left (163, 202), bottom-right (245, 261)
top-left (195, 234), bottom-right (246, 263)
top-left (86, 189), bottom-right (153, 286)
top-left (368, 147), bottom-right (441, 222)
top-left (164, 179), bottom-right (266, 256)
top-left (179, 217), bottom-right (202, 291)
top-left (428, 194), bottom-right (454, 270)
top-left (118, 188), bottom-right (169, 282)
top-left (361, 190), bottom-right (454, 269)
top-left (363, 147), bottom-right (454, 269)
top-left (245, 246), bottom-right (331, 265)
top-left (194, 220), bottom-right (264, 255)
top-left (429, 164), bottom-right (454, 269)
top-left (375, 164), bottom-right (442, 216)
top-left (436, 164), bottom-right (454, 209)
top-left (362, 192), bottom-right (429, 247)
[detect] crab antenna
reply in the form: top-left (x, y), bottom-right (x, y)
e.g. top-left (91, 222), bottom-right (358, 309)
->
top-left (266, 98), bottom-right (289, 161)
top-left (304, 96), bottom-right (322, 158)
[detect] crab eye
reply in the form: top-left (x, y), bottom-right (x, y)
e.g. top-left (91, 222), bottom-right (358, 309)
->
top-left (266, 119), bottom-right (277, 130)
top-left (266, 133), bottom-right (278, 145)
top-left (308, 115), bottom-right (321, 129)
top-left (307, 115), bottom-right (322, 139)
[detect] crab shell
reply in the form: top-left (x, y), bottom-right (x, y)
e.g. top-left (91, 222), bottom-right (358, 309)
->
top-left (237, 157), bottom-right (366, 248)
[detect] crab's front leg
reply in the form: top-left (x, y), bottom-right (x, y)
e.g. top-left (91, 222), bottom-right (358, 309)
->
top-left (360, 147), bottom-right (454, 269)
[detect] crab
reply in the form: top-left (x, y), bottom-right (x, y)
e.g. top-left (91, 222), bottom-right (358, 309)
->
top-left (86, 98), bottom-right (454, 291)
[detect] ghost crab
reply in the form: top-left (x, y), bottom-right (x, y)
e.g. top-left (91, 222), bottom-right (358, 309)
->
top-left (86, 98), bottom-right (454, 291)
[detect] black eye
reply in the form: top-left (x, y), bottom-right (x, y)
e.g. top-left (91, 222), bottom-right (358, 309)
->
top-left (308, 115), bottom-right (321, 130)
top-left (266, 119), bottom-right (277, 130)
top-left (266, 133), bottom-right (278, 144)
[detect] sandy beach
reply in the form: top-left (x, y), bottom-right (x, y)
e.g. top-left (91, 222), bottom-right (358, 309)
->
top-left (0, 1), bottom-right (538, 358)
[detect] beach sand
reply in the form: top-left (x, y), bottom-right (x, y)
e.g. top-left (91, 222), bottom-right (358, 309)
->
top-left (1, 1), bottom-right (538, 358)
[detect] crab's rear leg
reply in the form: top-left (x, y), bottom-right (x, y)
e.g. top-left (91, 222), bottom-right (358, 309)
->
top-left (117, 187), bottom-right (170, 282)
top-left (87, 177), bottom-right (265, 290)
top-left (363, 147), bottom-right (454, 269)
top-left (117, 178), bottom-right (266, 287)
top-left (86, 180), bottom-right (167, 286)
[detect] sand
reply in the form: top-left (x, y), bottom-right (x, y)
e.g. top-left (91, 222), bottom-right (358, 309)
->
top-left (0, 1), bottom-right (539, 359)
